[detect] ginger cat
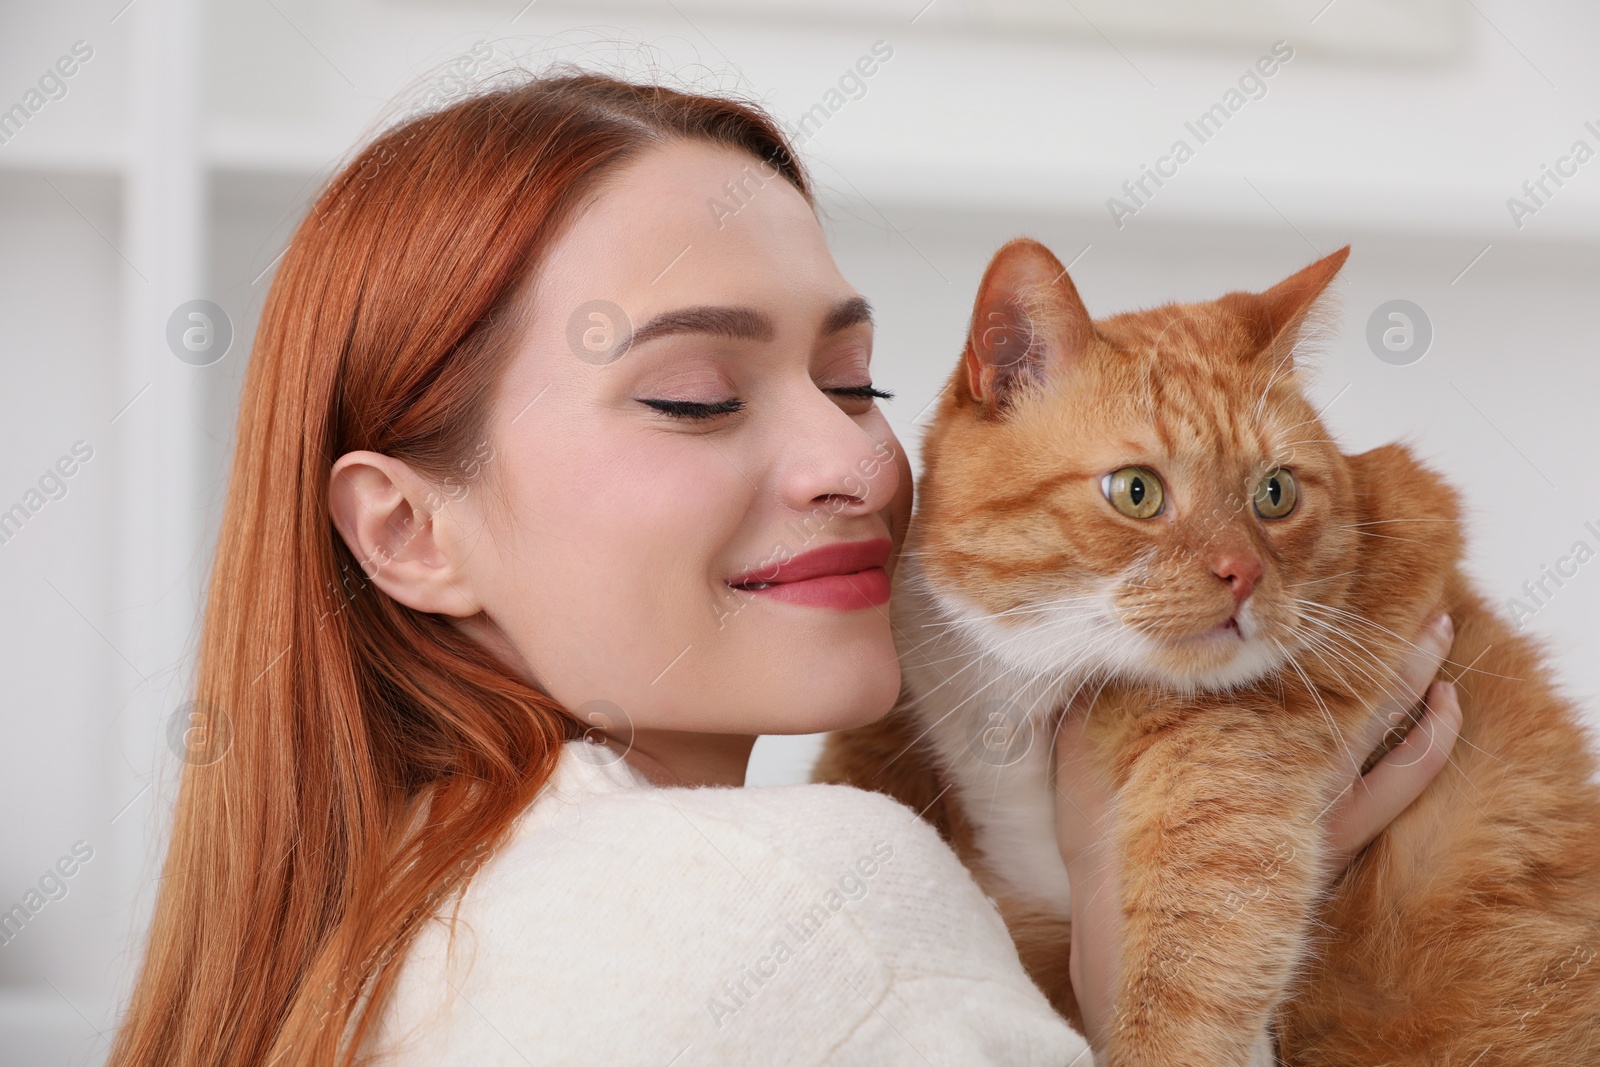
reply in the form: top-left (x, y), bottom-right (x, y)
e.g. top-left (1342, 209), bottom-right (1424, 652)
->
top-left (813, 239), bottom-right (1600, 1065)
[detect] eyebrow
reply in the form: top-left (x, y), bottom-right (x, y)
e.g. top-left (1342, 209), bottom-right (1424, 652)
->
top-left (820, 295), bottom-right (873, 337)
top-left (624, 295), bottom-right (873, 351)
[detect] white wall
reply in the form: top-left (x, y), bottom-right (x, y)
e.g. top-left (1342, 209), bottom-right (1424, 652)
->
top-left (3, 1), bottom-right (1597, 1061)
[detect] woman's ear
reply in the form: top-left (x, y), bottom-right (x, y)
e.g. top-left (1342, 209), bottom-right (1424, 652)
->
top-left (327, 451), bottom-right (481, 617)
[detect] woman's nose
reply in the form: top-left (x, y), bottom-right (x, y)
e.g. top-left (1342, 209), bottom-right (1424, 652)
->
top-left (773, 399), bottom-right (900, 521)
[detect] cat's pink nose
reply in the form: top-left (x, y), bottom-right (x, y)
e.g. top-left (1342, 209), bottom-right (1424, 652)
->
top-left (1212, 551), bottom-right (1263, 606)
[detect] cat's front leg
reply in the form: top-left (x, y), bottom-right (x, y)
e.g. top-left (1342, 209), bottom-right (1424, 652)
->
top-left (1097, 1028), bottom-right (1277, 1067)
top-left (1094, 700), bottom-right (1335, 1067)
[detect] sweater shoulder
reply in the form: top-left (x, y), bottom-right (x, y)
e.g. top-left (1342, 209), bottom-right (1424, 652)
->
top-left (367, 764), bottom-right (1085, 1065)
top-left (372, 780), bottom-right (903, 1064)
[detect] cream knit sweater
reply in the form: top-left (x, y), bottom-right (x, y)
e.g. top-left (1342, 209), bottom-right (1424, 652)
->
top-left (364, 738), bottom-right (1095, 1065)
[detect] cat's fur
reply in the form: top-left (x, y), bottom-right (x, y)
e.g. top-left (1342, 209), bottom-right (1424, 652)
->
top-left (813, 239), bottom-right (1600, 1065)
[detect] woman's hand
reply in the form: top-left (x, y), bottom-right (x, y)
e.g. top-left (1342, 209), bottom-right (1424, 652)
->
top-left (1051, 611), bottom-right (1464, 1050)
top-left (1323, 613), bottom-right (1461, 863)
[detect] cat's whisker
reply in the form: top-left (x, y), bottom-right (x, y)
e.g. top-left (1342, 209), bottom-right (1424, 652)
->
top-left (1275, 414), bottom-right (1332, 436)
top-left (1336, 519), bottom-right (1456, 527)
top-left (1272, 636), bottom-right (1368, 777)
top-left (877, 619), bottom-right (1122, 776)
top-left (902, 604), bottom-right (1110, 672)
top-left (896, 627), bottom-right (1026, 675)
top-left (975, 656), bottom-right (1119, 823)
top-left (1286, 607), bottom-right (1409, 684)
top-left (1439, 640), bottom-right (1527, 690)
top-left (1292, 625), bottom-right (1404, 699)
top-left (1286, 617), bottom-right (1388, 675)
top-left (1337, 529), bottom-right (1430, 544)
top-left (1293, 636), bottom-right (1423, 711)
top-left (937, 596), bottom-right (1109, 627)
top-left (931, 608), bottom-right (1105, 663)
top-left (1440, 659), bottom-right (1524, 685)
top-left (1050, 670), bottom-right (1115, 754)
top-left (915, 591), bottom-right (1110, 626)
top-left (1288, 610), bottom-right (1421, 708)
top-left (876, 660), bottom-right (1034, 774)
top-left (1291, 569), bottom-right (1362, 588)
top-left (905, 638), bottom-right (1040, 672)
top-left (1288, 598), bottom-right (1435, 662)
top-left (1292, 601), bottom-right (1523, 686)
top-left (1442, 725), bottom-right (1505, 766)
top-left (1252, 335), bottom-right (1299, 424)
top-left (890, 616), bottom-right (1004, 675)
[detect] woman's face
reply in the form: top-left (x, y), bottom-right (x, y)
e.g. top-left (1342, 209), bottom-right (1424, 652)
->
top-left (444, 140), bottom-right (912, 782)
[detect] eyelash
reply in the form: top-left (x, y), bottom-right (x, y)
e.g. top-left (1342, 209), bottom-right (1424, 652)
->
top-left (637, 397), bottom-right (746, 420)
top-left (638, 385), bottom-right (893, 421)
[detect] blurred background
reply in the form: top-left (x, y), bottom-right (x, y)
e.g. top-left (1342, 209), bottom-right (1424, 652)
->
top-left (3, 0), bottom-right (1598, 1061)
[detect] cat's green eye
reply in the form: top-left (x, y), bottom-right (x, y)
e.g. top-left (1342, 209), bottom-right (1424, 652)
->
top-left (1101, 466), bottom-right (1164, 519)
top-left (1253, 468), bottom-right (1298, 519)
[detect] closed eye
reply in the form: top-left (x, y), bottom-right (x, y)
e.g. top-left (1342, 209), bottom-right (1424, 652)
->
top-left (827, 385), bottom-right (894, 401)
top-left (637, 397), bottom-right (746, 420)
top-left (637, 385), bottom-right (890, 421)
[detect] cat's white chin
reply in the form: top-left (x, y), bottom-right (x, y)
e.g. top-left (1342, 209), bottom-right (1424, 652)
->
top-left (1129, 630), bottom-right (1286, 692)
top-left (1115, 603), bottom-right (1294, 692)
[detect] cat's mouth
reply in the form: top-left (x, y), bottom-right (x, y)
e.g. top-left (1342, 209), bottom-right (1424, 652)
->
top-left (1170, 614), bottom-right (1244, 645)
top-left (1142, 611), bottom-right (1285, 690)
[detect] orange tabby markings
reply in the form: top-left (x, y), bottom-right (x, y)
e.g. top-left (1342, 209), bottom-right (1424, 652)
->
top-left (815, 239), bottom-right (1600, 1066)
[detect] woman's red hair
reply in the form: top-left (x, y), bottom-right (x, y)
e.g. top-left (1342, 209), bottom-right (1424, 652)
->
top-left (108, 71), bottom-right (811, 1067)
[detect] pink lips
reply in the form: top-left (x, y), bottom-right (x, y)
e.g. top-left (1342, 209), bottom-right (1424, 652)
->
top-left (727, 538), bottom-right (893, 611)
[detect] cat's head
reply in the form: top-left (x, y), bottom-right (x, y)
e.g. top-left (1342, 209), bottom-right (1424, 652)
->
top-left (912, 239), bottom-right (1374, 695)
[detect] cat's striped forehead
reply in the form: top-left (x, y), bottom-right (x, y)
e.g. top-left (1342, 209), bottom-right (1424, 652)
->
top-left (1096, 301), bottom-right (1273, 360)
top-left (924, 296), bottom-right (1322, 488)
top-left (1026, 305), bottom-right (1316, 468)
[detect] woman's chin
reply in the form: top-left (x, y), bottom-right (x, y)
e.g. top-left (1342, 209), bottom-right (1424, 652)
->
top-left (731, 659), bottom-right (899, 737)
top-left (795, 672), bottom-right (903, 735)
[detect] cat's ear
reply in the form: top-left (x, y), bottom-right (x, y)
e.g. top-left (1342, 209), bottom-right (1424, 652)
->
top-left (1228, 245), bottom-right (1350, 367)
top-left (962, 238), bottom-right (1094, 415)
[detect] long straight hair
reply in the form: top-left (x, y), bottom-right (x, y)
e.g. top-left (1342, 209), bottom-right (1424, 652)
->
top-left (109, 71), bottom-right (811, 1067)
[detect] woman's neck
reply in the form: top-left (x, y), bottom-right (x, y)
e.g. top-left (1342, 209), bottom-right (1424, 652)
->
top-left (616, 728), bottom-right (757, 788)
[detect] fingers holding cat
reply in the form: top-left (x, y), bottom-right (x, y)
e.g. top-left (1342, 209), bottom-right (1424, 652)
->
top-left (1050, 701), bottom-right (1125, 1052)
top-left (1051, 698), bottom-right (1116, 873)
top-left (1357, 611), bottom-right (1455, 765)
top-left (1322, 611), bottom-right (1463, 867)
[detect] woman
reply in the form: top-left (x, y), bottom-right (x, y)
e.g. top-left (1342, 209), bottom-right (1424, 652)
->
top-left (108, 71), bottom-right (1460, 1065)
